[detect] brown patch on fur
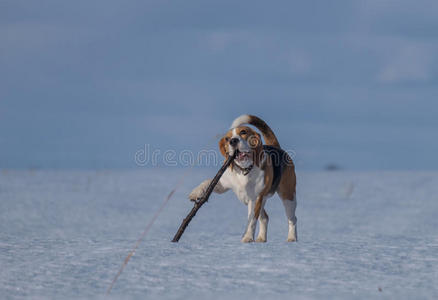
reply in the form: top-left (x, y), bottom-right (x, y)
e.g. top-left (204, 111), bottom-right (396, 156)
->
top-left (276, 153), bottom-right (296, 201)
top-left (218, 130), bottom-right (234, 171)
top-left (254, 195), bottom-right (263, 220)
top-left (254, 154), bottom-right (274, 219)
top-left (218, 131), bottom-right (233, 158)
top-left (218, 137), bottom-right (227, 158)
top-left (245, 115), bottom-right (280, 148)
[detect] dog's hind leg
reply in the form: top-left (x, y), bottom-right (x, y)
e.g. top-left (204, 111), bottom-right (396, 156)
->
top-left (281, 197), bottom-right (297, 242)
top-left (277, 164), bottom-right (297, 242)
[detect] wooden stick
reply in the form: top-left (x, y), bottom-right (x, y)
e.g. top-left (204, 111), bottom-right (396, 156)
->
top-left (172, 153), bottom-right (235, 242)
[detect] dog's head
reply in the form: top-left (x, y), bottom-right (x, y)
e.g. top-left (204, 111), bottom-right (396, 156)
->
top-left (219, 126), bottom-right (262, 168)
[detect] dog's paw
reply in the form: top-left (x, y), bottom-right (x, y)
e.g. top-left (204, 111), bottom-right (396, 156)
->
top-left (188, 180), bottom-right (211, 201)
top-left (188, 185), bottom-right (206, 202)
top-left (255, 236), bottom-right (267, 243)
top-left (287, 227), bottom-right (297, 242)
top-left (241, 236), bottom-right (254, 243)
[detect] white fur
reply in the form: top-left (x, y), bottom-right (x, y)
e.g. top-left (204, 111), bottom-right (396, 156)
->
top-left (221, 164), bottom-right (266, 205)
top-left (230, 114), bottom-right (251, 129)
top-left (282, 197), bottom-right (297, 242)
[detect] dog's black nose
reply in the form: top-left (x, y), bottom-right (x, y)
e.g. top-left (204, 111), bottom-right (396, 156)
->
top-left (229, 138), bottom-right (239, 147)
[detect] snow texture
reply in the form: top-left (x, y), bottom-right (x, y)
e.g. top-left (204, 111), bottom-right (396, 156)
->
top-left (1, 169), bottom-right (437, 299)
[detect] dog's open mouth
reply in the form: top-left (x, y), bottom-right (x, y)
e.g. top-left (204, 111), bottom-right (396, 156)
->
top-left (235, 149), bottom-right (250, 161)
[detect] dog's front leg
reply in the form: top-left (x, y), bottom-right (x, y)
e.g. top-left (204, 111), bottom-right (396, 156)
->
top-left (241, 200), bottom-right (257, 243)
top-left (188, 179), bottom-right (229, 201)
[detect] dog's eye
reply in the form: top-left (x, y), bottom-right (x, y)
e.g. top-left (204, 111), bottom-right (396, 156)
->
top-left (240, 130), bottom-right (247, 135)
top-left (225, 137), bottom-right (230, 142)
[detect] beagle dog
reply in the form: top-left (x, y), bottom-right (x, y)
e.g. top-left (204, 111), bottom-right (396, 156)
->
top-left (189, 115), bottom-right (297, 242)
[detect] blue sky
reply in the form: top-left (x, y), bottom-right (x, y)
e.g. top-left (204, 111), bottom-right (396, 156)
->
top-left (1, 0), bottom-right (437, 170)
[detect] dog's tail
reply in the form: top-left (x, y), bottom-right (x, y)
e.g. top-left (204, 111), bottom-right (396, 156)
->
top-left (230, 115), bottom-right (280, 148)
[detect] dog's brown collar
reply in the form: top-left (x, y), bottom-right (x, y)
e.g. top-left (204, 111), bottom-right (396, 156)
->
top-left (233, 163), bottom-right (253, 176)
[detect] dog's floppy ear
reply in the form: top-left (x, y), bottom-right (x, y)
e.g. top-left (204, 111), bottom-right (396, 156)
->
top-left (218, 136), bottom-right (228, 158)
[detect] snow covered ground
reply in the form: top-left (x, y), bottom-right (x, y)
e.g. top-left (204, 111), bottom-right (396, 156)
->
top-left (1, 169), bottom-right (437, 299)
